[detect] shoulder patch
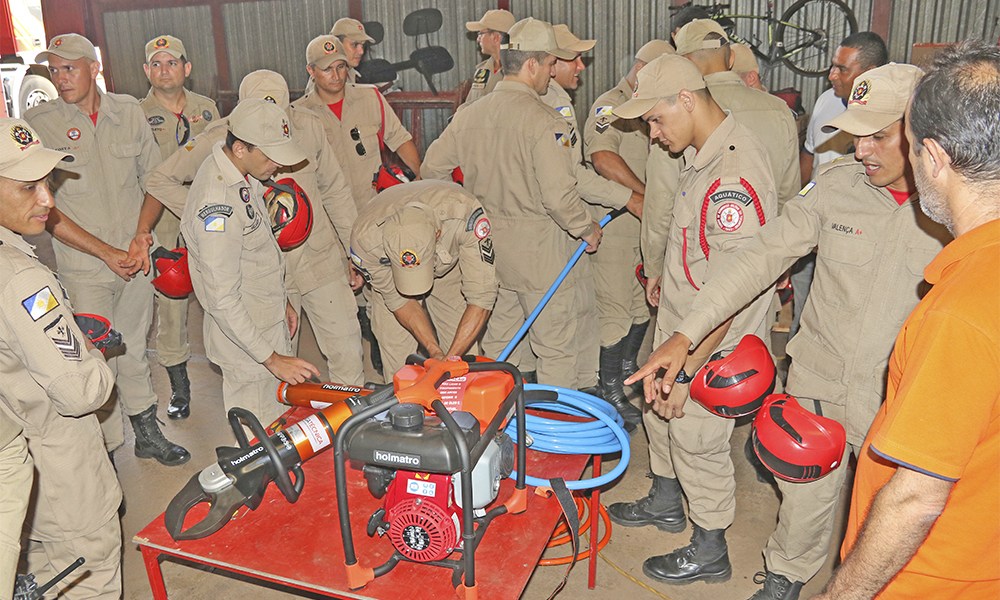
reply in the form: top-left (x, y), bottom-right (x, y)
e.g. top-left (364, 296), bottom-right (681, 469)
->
top-left (798, 181), bottom-right (817, 196)
top-left (595, 105), bottom-right (614, 117)
top-left (555, 132), bottom-right (571, 147)
top-left (44, 315), bottom-right (81, 361)
top-left (474, 216), bottom-right (491, 239)
top-left (716, 203), bottom-right (745, 232)
top-left (184, 139), bottom-right (197, 151)
top-left (556, 106), bottom-right (573, 118)
top-left (479, 237), bottom-right (495, 264)
top-left (466, 207), bottom-right (485, 232)
top-left (22, 286), bottom-right (59, 321)
top-left (709, 188), bottom-right (752, 206)
top-left (197, 204), bottom-right (234, 220)
top-left (204, 216), bottom-right (226, 232)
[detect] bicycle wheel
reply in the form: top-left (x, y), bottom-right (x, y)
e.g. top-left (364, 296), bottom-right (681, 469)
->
top-left (777, 0), bottom-right (858, 77)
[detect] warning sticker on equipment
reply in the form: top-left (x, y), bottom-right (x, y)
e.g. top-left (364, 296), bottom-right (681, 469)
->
top-left (289, 414), bottom-right (331, 453)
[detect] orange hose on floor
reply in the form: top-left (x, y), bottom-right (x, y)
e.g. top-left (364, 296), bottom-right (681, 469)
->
top-left (538, 497), bottom-right (612, 566)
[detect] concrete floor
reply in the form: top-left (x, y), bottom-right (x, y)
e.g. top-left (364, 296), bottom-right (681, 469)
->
top-left (24, 231), bottom-right (851, 600)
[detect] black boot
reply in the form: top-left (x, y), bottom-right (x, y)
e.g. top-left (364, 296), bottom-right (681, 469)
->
top-left (599, 339), bottom-right (643, 427)
top-left (621, 320), bottom-right (649, 381)
top-left (607, 473), bottom-right (686, 532)
top-left (129, 405), bottom-right (190, 466)
top-left (165, 362), bottom-right (191, 419)
top-left (357, 307), bottom-right (383, 376)
top-left (749, 571), bottom-right (804, 600)
top-left (521, 370), bottom-right (537, 385)
top-left (643, 523), bottom-right (732, 584)
top-left (745, 434), bottom-right (776, 484)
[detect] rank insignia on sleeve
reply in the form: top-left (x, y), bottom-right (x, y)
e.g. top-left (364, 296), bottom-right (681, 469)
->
top-left (204, 216), bottom-right (226, 232)
top-left (595, 115), bottom-right (611, 134)
top-left (555, 133), bottom-right (571, 147)
top-left (22, 286), bottom-right (59, 321)
top-left (44, 315), bottom-right (81, 361)
top-left (479, 238), bottom-right (495, 264)
top-left (716, 203), bottom-right (745, 232)
top-left (798, 181), bottom-right (817, 196)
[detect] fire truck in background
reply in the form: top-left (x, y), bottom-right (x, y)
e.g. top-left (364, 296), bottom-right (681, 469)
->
top-left (1, 0), bottom-right (56, 117)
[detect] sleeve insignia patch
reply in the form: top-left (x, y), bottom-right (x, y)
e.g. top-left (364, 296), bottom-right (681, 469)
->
top-left (716, 203), bottom-right (745, 232)
top-left (197, 204), bottom-right (234, 220)
top-left (709, 188), bottom-right (752, 206)
top-left (595, 105), bottom-right (614, 116)
top-left (466, 207), bottom-right (485, 232)
top-left (479, 237), bottom-right (495, 264)
top-left (184, 139), bottom-right (197, 151)
top-left (44, 315), bottom-right (81, 361)
top-left (474, 217), bottom-right (491, 239)
top-left (240, 187), bottom-right (250, 203)
top-left (595, 115), bottom-right (611, 133)
top-left (204, 216), bottom-right (226, 232)
top-left (350, 249), bottom-right (363, 268)
top-left (556, 106), bottom-right (573, 118)
top-left (555, 133), bottom-right (571, 147)
top-left (798, 181), bottom-right (817, 196)
top-left (22, 286), bottom-right (59, 321)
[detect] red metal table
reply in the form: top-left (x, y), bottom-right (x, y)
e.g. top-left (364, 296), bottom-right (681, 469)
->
top-left (133, 408), bottom-right (598, 599)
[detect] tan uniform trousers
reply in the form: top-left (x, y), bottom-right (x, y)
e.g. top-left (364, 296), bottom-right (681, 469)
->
top-left (25, 516), bottom-right (121, 600)
top-left (287, 277), bottom-right (364, 386)
top-left (152, 211), bottom-right (189, 368)
top-left (0, 435), bottom-right (31, 596)
top-left (211, 319), bottom-right (290, 431)
top-left (369, 266), bottom-right (468, 378)
top-left (61, 274), bottom-right (157, 451)
top-left (593, 234), bottom-right (648, 346)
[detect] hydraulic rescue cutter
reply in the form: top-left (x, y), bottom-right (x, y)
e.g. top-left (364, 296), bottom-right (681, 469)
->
top-left (164, 355), bottom-right (529, 599)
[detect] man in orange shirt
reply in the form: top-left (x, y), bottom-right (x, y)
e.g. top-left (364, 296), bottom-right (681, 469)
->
top-left (815, 41), bottom-right (999, 600)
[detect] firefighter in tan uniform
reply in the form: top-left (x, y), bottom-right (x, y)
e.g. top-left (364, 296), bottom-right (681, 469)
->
top-left (0, 117), bottom-right (122, 599)
top-left (582, 39), bottom-right (675, 427)
top-left (331, 18), bottom-right (374, 84)
top-left (610, 55), bottom-right (777, 585)
top-left (422, 18), bottom-right (603, 389)
top-left (139, 34), bottom-right (220, 419)
top-left (140, 70), bottom-right (364, 386)
top-left (24, 34), bottom-right (189, 466)
top-left (461, 9), bottom-right (516, 108)
top-left (181, 100), bottom-right (320, 426)
top-left (0, 412), bottom-right (30, 597)
top-left (634, 64), bottom-right (950, 600)
top-left (350, 180), bottom-right (498, 377)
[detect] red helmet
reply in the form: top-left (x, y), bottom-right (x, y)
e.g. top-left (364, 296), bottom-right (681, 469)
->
top-left (690, 334), bottom-right (775, 417)
top-left (152, 247), bottom-right (194, 299)
top-left (373, 165), bottom-right (410, 193)
top-left (265, 178), bottom-right (313, 249)
top-left (73, 313), bottom-right (122, 354)
top-left (751, 394), bottom-right (847, 482)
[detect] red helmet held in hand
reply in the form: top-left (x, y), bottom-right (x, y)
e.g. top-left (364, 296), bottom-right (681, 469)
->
top-left (152, 247), bottom-right (194, 299)
top-left (265, 178), bottom-right (313, 249)
top-left (751, 394), bottom-right (847, 482)
top-left (690, 334), bottom-right (775, 417)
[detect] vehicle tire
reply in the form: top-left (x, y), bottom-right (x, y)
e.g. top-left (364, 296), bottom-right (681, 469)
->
top-left (777, 0), bottom-right (858, 77)
top-left (18, 74), bottom-right (58, 116)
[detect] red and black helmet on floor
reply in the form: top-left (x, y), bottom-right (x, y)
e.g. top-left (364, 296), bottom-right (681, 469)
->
top-left (265, 177), bottom-right (313, 249)
top-left (751, 394), bottom-right (847, 482)
top-left (152, 247), bottom-right (194, 299)
top-left (690, 334), bottom-right (776, 417)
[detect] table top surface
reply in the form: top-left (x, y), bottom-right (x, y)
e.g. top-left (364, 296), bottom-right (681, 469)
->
top-left (135, 407), bottom-right (589, 600)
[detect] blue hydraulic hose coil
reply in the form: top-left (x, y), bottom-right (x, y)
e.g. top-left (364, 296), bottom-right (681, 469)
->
top-left (505, 384), bottom-right (631, 491)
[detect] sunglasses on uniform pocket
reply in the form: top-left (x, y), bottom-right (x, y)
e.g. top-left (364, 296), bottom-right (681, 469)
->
top-left (175, 113), bottom-right (191, 146)
top-left (351, 127), bottom-right (366, 156)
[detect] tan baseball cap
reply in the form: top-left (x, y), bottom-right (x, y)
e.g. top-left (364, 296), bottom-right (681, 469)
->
top-left (553, 24), bottom-right (595, 54)
top-left (37, 33), bottom-right (97, 63)
top-left (145, 35), bottom-right (185, 63)
top-left (823, 63), bottom-right (924, 136)
top-left (731, 43), bottom-right (759, 73)
top-left (229, 99), bottom-right (307, 166)
top-left (466, 9), bottom-right (516, 33)
top-left (613, 54), bottom-right (706, 119)
top-left (306, 35), bottom-right (348, 69)
top-left (674, 19), bottom-right (729, 55)
top-left (0, 118), bottom-right (70, 181)
top-left (331, 18), bottom-right (374, 43)
top-left (503, 18), bottom-right (576, 61)
top-left (239, 70), bottom-right (290, 111)
top-left (635, 39), bottom-right (675, 63)
top-left (383, 206), bottom-right (437, 296)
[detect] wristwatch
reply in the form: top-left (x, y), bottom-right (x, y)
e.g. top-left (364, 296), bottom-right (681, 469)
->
top-left (674, 369), bottom-right (693, 384)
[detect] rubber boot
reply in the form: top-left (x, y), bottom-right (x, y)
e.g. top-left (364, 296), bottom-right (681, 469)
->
top-left (165, 362), bottom-right (191, 419)
top-left (357, 307), bottom-right (383, 377)
top-left (521, 371), bottom-right (537, 385)
top-left (642, 523), bottom-right (732, 584)
top-left (599, 339), bottom-right (643, 427)
top-left (749, 571), bottom-right (804, 600)
top-left (607, 473), bottom-right (686, 532)
top-left (579, 385), bottom-right (636, 435)
top-left (129, 405), bottom-right (191, 466)
top-left (621, 320), bottom-right (649, 381)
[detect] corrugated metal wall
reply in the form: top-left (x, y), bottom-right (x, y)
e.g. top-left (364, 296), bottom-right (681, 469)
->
top-left (886, 0), bottom-right (999, 61)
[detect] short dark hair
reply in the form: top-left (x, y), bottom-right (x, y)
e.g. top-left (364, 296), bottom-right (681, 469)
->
top-left (671, 7), bottom-right (712, 35)
top-left (840, 32), bottom-right (888, 70)
top-left (500, 46), bottom-right (549, 76)
top-left (225, 130), bottom-right (255, 153)
top-left (910, 40), bottom-right (1000, 183)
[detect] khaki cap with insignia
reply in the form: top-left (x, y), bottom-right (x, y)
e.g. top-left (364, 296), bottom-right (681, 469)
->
top-left (331, 18), bottom-right (374, 43)
top-left (553, 24), bottom-right (595, 54)
top-left (37, 33), bottom-right (97, 63)
top-left (0, 118), bottom-right (70, 181)
top-left (229, 99), bottom-right (307, 166)
top-left (731, 44), bottom-right (759, 73)
top-left (503, 18), bottom-right (576, 61)
top-left (466, 9), bottom-right (516, 33)
top-left (307, 35), bottom-right (348, 70)
top-left (145, 35), bottom-right (185, 63)
top-left (635, 39), bottom-right (675, 63)
top-left (674, 19), bottom-right (729, 55)
top-left (823, 63), bottom-right (924, 136)
top-left (239, 69), bottom-right (290, 110)
top-left (613, 54), bottom-right (706, 119)
top-left (383, 206), bottom-right (437, 297)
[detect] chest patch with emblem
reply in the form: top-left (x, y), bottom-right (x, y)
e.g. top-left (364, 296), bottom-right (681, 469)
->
top-left (67, 128), bottom-right (81, 140)
top-left (203, 110), bottom-right (214, 122)
top-left (473, 68), bottom-right (489, 86)
top-left (240, 187), bottom-right (250, 203)
top-left (147, 115), bottom-right (165, 126)
top-left (197, 204), bottom-right (234, 220)
top-left (22, 286), bottom-right (59, 321)
top-left (44, 315), bottom-right (81, 361)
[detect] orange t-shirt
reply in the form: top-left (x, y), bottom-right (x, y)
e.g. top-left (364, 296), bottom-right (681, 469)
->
top-left (843, 220), bottom-right (1000, 599)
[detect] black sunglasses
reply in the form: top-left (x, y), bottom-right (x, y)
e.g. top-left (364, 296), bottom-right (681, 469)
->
top-left (175, 113), bottom-right (191, 146)
top-left (351, 127), bottom-right (365, 156)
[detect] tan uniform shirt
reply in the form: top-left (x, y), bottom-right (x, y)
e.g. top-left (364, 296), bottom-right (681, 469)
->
top-left (460, 56), bottom-right (503, 108)
top-left (539, 80), bottom-right (632, 211)
top-left (0, 226), bottom-right (120, 541)
top-left (421, 80), bottom-right (593, 294)
top-left (659, 115), bottom-right (778, 352)
top-left (675, 159), bottom-right (951, 444)
top-left (146, 110), bottom-right (357, 295)
top-left (641, 144), bottom-right (682, 278)
top-left (25, 91), bottom-right (161, 281)
top-left (180, 143), bottom-right (287, 367)
top-left (139, 87), bottom-right (220, 162)
top-left (351, 180), bottom-right (499, 312)
top-left (0, 409), bottom-right (19, 449)
top-left (292, 84), bottom-right (412, 209)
